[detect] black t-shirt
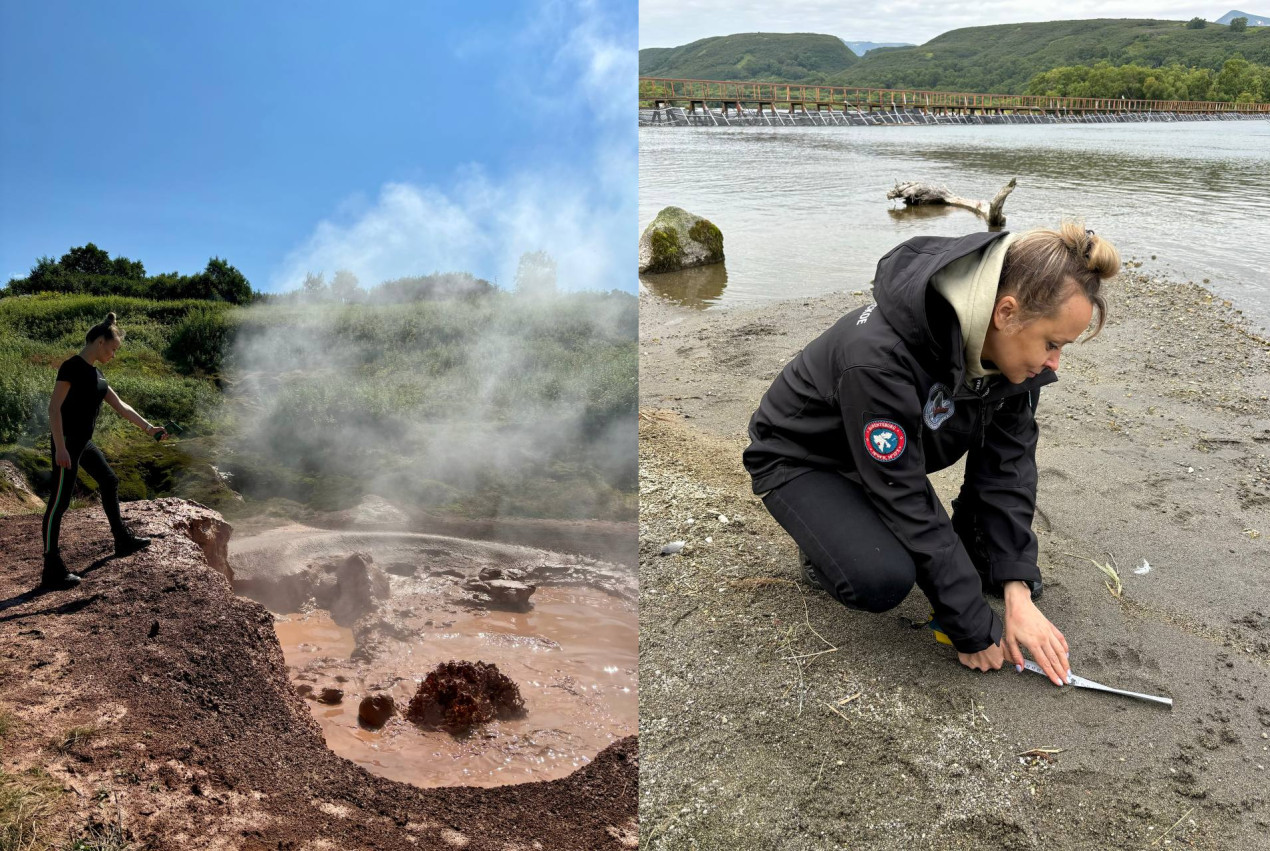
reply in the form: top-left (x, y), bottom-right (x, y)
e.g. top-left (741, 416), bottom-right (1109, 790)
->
top-left (55, 355), bottom-right (108, 444)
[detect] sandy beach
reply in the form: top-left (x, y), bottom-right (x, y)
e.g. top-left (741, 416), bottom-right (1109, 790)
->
top-left (638, 267), bottom-right (1270, 849)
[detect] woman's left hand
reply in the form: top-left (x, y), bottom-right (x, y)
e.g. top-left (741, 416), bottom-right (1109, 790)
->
top-left (1002, 581), bottom-right (1069, 687)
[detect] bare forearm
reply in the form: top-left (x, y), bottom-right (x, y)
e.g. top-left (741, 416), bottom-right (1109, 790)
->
top-left (48, 407), bottom-right (65, 450)
top-left (118, 403), bottom-right (152, 431)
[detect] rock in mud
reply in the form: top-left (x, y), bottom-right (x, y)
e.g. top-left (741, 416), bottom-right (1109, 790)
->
top-left (638, 206), bottom-right (725, 274)
top-left (295, 684), bottom-right (315, 699)
top-left (464, 578), bottom-right (536, 612)
top-left (317, 687), bottom-right (344, 705)
top-left (406, 660), bottom-right (526, 732)
top-left (358, 694), bottom-right (395, 728)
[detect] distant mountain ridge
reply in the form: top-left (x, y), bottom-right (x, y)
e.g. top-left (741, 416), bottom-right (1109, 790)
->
top-left (640, 19), bottom-right (1270, 93)
top-left (1216, 10), bottom-right (1269, 26)
top-left (842, 40), bottom-right (913, 56)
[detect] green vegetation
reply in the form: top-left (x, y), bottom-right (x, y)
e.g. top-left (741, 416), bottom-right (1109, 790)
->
top-left (647, 228), bottom-right (683, 273)
top-left (0, 767), bottom-right (65, 851)
top-left (642, 20), bottom-right (1270, 98)
top-left (640, 33), bottom-right (858, 83)
top-left (1027, 57), bottom-right (1270, 102)
top-left (0, 252), bottom-right (637, 522)
top-left (689, 220), bottom-right (724, 264)
top-left (4, 244), bottom-right (255, 305)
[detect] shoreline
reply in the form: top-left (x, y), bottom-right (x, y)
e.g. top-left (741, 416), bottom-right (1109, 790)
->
top-left (638, 265), bottom-right (1270, 849)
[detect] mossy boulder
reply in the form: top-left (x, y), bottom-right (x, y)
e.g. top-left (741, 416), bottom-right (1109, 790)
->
top-left (638, 207), bottom-right (725, 274)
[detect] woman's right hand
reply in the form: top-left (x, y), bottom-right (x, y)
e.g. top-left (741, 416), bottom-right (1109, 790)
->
top-left (957, 641), bottom-right (1005, 672)
top-left (55, 446), bottom-right (71, 469)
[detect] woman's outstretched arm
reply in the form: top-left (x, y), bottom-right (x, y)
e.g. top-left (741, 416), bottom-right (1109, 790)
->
top-left (104, 388), bottom-right (164, 438)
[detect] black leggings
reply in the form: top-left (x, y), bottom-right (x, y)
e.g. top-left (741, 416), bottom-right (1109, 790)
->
top-left (762, 469), bottom-right (921, 613)
top-left (40, 438), bottom-right (126, 556)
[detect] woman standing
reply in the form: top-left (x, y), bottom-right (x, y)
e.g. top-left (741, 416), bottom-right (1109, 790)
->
top-left (743, 224), bottom-right (1120, 687)
top-left (41, 312), bottom-right (165, 588)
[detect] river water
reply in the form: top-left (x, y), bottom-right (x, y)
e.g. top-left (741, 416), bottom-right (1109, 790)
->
top-left (639, 121), bottom-right (1270, 330)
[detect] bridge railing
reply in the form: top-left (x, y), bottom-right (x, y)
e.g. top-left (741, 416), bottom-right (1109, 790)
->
top-left (638, 77), bottom-right (1270, 114)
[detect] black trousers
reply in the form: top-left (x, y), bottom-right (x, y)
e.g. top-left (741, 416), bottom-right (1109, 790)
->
top-left (40, 437), bottom-right (126, 556)
top-left (762, 470), bottom-right (921, 612)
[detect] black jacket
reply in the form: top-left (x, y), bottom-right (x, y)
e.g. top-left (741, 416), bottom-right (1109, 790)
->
top-left (743, 231), bottom-right (1056, 653)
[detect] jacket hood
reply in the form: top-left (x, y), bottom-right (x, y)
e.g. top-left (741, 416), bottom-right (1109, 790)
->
top-left (932, 232), bottom-right (1019, 381)
top-left (871, 230), bottom-right (1011, 386)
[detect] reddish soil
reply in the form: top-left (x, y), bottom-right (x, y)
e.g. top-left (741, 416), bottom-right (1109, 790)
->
top-left (0, 501), bottom-right (638, 850)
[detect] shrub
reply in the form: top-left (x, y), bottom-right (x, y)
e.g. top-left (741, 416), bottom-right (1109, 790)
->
top-left (164, 306), bottom-right (234, 376)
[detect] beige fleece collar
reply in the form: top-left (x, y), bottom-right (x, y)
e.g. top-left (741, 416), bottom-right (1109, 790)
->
top-left (931, 232), bottom-right (1018, 382)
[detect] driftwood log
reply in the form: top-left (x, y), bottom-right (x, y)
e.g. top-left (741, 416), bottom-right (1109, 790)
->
top-left (887, 178), bottom-right (1017, 227)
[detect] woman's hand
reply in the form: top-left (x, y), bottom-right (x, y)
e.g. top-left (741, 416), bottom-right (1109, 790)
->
top-left (1003, 581), bottom-right (1069, 686)
top-left (55, 446), bottom-right (72, 469)
top-left (146, 425), bottom-right (166, 440)
top-left (957, 641), bottom-right (1005, 672)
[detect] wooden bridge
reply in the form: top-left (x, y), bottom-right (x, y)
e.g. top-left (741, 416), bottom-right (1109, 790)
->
top-left (639, 77), bottom-right (1270, 119)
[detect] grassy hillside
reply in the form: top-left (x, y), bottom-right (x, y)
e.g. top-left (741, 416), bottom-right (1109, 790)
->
top-left (835, 18), bottom-right (1270, 93)
top-left (0, 290), bottom-right (637, 522)
top-left (639, 33), bottom-right (858, 82)
top-left (642, 20), bottom-right (1270, 95)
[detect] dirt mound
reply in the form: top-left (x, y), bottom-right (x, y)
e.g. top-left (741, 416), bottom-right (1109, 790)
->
top-left (406, 661), bottom-right (527, 731)
top-left (0, 500), bottom-right (637, 849)
top-left (0, 460), bottom-right (44, 515)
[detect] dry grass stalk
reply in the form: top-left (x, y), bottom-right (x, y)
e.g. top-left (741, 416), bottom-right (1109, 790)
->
top-left (821, 701), bottom-right (851, 722)
top-left (1150, 806), bottom-right (1196, 847)
top-left (1061, 551), bottom-right (1123, 598)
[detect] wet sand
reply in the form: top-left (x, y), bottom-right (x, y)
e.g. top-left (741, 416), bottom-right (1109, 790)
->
top-left (638, 268), bottom-right (1270, 849)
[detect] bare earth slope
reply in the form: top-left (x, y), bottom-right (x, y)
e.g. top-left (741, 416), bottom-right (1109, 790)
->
top-left (0, 500), bottom-right (637, 850)
top-left (638, 270), bottom-right (1270, 850)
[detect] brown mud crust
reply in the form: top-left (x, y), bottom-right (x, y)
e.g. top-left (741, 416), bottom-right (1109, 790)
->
top-left (406, 661), bottom-right (527, 732)
top-left (0, 500), bottom-right (637, 849)
top-left (639, 269), bottom-right (1269, 850)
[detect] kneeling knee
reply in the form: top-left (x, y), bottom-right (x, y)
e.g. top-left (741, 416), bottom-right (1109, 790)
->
top-left (856, 578), bottom-right (915, 613)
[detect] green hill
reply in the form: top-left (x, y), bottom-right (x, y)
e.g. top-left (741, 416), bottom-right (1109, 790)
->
top-left (641, 20), bottom-right (1270, 94)
top-left (831, 18), bottom-right (1270, 93)
top-left (639, 33), bottom-right (858, 82)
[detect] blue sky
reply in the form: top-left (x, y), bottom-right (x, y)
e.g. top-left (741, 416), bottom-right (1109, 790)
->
top-left (1, 0), bottom-right (636, 292)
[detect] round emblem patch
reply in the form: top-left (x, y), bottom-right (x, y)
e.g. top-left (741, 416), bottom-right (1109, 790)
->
top-left (923, 383), bottom-right (955, 430)
top-left (863, 420), bottom-right (906, 463)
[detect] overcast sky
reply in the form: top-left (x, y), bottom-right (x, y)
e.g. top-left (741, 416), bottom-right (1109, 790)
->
top-left (640, 2), bottom-right (1245, 48)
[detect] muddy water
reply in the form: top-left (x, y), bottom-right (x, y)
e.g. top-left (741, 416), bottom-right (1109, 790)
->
top-left (274, 585), bottom-right (637, 788)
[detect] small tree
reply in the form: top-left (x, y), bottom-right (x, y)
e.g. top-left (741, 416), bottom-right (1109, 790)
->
top-left (1230, 17), bottom-right (1248, 33)
top-left (331, 269), bottom-right (360, 303)
top-left (302, 271), bottom-right (327, 300)
top-left (514, 251), bottom-right (557, 297)
top-left (1187, 17), bottom-right (1206, 29)
top-left (201, 257), bottom-right (253, 304)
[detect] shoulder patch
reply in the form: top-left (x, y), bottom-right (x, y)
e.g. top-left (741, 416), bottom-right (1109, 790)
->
top-left (863, 419), bottom-right (906, 463)
top-left (923, 383), bottom-right (955, 430)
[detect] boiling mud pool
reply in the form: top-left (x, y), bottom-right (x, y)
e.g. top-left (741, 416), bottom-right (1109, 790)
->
top-left (273, 585), bottom-right (637, 788)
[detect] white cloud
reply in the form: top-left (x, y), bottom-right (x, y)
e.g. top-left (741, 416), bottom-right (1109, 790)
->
top-left (272, 0), bottom-right (635, 294)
